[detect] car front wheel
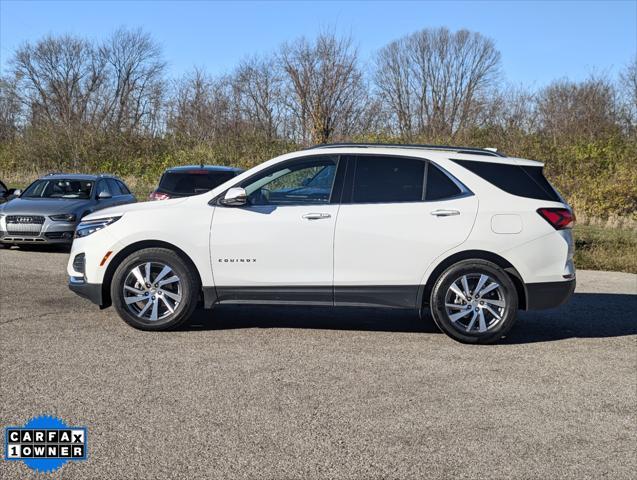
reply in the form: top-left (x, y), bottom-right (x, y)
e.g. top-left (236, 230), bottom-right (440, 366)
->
top-left (111, 247), bottom-right (200, 330)
top-left (430, 259), bottom-right (518, 344)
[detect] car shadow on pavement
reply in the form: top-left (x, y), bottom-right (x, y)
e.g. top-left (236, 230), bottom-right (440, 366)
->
top-left (183, 305), bottom-right (440, 334)
top-left (503, 293), bottom-right (637, 344)
top-left (1, 244), bottom-right (71, 254)
top-left (181, 293), bottom-right (637, 341)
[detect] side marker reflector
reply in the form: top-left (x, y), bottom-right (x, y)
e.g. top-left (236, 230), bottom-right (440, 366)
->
top-left (100, 251), bottom-right (113, 267)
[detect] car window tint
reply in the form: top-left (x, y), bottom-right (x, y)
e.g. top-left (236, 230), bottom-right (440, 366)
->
top-left (425, 163), bottom-right (463, 201)
top-left (243, 157), bottom-right (338, 206)
top-left (23, 179), bottom-right (93, 199)
top-left (107, 179), bottom-right (123, 195)
top-left (452, 159), bottom-right (561, 202)
top-left (97, 180), bottom-right (113, 196)
top-left (351, 156), bottom-right (424, 203)
top-left (159, 171), bottom-right (236, 195)
top-left (117, 181), bottom-right (131, 194)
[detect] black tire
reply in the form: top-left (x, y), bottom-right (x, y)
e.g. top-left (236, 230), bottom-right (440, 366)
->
top-left (430, 259), bottom-right (518, 344)
top-left (111, 247), bottom-right (200, 331)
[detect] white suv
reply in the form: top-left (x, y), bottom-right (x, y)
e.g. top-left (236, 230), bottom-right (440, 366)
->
top-left (67, 144), bottom-right (575, 343)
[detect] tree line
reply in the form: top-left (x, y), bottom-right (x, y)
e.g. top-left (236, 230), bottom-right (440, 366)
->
top-left (0, 27), bottom-right (635, 218)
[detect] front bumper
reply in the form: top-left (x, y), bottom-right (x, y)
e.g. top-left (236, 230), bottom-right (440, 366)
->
top-left (0, 216), bottom-right (76, 244)
top-left (68, 277), bottom-right (104, 306)
top-left (0, 231), bottom-right (75, 244)
top-left (525, 278), bottom-right (576, 310)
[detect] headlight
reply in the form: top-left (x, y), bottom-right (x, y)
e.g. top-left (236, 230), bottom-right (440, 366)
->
top-left (50, 213), bottom-right (77, 222)
top-left (75, 216), bottom-right (121, 238)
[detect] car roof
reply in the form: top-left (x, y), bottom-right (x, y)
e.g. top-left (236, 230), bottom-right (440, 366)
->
top-left (303, 144), bottom-right (543, 167)
top-left (39, 173), bottom-right (104, 180)
top-left (38, 173), bottom-right (124, 181)
top-left (164, 165), bottom-right (244, 173)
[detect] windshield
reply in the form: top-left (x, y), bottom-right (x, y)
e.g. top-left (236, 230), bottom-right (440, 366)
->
top-left (158, 171), bottom-right (236, 195)
top-left (22, 179), bottom-right (94, 199)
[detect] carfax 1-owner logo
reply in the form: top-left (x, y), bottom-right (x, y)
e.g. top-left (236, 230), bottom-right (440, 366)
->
top-left (4, 415), bottom-right (88, 474)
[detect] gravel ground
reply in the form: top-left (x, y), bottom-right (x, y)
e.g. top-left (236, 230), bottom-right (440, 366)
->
top-left (0, 247), bottom-right (635, 479)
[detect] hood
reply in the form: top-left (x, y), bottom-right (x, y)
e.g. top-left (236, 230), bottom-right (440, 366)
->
top-left (0, 197), bottom-right (88, 216)
top-left (83, 197), bottom-right (189, 220)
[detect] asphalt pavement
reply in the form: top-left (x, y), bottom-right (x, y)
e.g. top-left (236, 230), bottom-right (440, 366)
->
top-left (0, 246), bottom-right (635, 479)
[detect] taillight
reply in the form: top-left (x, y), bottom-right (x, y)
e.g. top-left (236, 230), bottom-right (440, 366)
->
top-left (537, 208), bottom-right (575, 230)
top-left (149, 191), bottom-right (170, 201)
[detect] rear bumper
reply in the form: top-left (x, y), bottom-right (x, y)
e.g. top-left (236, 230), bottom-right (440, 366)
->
top-left (68, 277), bottom-right (103, 307)
top-left (525, 278), bottom-right (576, 310)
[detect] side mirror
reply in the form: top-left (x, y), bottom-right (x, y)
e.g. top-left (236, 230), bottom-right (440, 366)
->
top-left (221, 187), bottom-right (247, 206)
top-left (97, 191), bottom-right (112, 200)
top-left (10, 189), bottom-right (21, 198)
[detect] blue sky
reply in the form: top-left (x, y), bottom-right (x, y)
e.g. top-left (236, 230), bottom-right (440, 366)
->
top-left (1, 0), bottom-right (635, 88)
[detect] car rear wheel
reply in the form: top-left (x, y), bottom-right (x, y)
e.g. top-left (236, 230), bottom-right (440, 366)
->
top-left (111, 248), bottom-right (200, 331)
top-left (430, 260), bottom-right (518, 344)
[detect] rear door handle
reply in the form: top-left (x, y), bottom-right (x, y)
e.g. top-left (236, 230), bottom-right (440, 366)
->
top-left (430, 209), bottom-right (460, 217)
top-left (302, 213), bottom-right (331, 220)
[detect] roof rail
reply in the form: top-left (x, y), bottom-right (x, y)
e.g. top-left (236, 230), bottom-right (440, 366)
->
top-left (305, 143), bottom-right (506, 157)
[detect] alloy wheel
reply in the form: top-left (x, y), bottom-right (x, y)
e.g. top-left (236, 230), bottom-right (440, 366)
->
top-left (444, 273), bottom-right (506, 334)
top-left (122, 262), bottom-right (182, 321)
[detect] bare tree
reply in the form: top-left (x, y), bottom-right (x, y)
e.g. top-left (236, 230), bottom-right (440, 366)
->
top-left (11, 34), bottom-right (107, 130)
top-left (232, 56), bottom-right (284, 140)
top-left (99, 28), bottom-right (165, 134)
top-left (485, 85), bottom-right (539, 133)
top-left (279, 33), bottom-right (367, 145)
top-left (619, 59), bottom-right (637, 128)
top-left (374, 38), bottom-right (413, 137)
top-left (537, 76), bottom-right (619, 141)
top-left (374, 27), bottom-right (501, 138)
top-left (167, 69), bottom-right (238, 143)
top-left (0, 76), bottom-right (22, 141)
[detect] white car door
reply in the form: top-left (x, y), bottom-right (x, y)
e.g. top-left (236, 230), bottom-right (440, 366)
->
top-left (210, 156), bottom-right (343, 305)
top-left (333, 155), bottom-right (478, 308)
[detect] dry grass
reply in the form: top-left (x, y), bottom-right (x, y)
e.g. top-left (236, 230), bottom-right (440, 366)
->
top-left (573, 224), bottom-right (637, 273)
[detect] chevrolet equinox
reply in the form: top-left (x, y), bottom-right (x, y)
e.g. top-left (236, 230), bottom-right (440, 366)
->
top-left (68, 144), bottom-right (575, 344)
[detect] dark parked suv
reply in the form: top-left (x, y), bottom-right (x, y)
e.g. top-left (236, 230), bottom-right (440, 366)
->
top-left (0, 173), bottom-right (136, 246)
top-left (149, 165), bottom-right (243, 200)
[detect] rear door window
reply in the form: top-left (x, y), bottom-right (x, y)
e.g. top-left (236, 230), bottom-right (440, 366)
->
top-left (452, 159), bottom-right (561, 202)
top-left (350, 156), bottom-right (425, 203)
top-left (425, 163), bottom-right (463, 201)
top-left (159, 170), bottom-right (236, 195)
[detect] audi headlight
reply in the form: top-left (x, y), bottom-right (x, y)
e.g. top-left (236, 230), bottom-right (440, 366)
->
top-left (50, 213), bottom-right (77, 222)
top-left (75, 216), bottom-right (121, 238)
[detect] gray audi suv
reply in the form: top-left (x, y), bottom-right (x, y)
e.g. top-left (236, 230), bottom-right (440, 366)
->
top-left (0, 173), bottom-right (136, 246)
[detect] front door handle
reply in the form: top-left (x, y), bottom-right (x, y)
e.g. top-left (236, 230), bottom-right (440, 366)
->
top-left (430, 209), bottom-right (460, 217)
top-left (302, 212), bottom-right (331, 220)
